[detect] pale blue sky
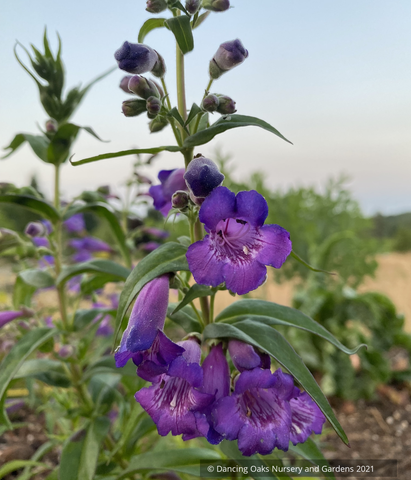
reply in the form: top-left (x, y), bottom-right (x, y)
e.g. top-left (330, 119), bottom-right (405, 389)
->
top-left (1, 0), bottom-right (410, 215)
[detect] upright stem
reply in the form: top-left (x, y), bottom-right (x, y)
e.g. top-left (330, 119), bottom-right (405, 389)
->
top-left (176, 12), bottom-right (188, 142)
top-left (193, 78), bottom-right (214, 134)
top-left (161, 77), bottom-right (183, 147)
top-left (54, 164), bottom-right (60, 210)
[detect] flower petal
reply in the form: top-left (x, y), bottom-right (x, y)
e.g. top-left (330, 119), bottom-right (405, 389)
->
top-left (290, 392), bottom-right (326, 444)
top-left (199, 186), bottom-right (236, 231)
top-left (186, 236), bottom-right (225, 287)
top-left (235, 190), bottom-right (268, 227)
top-left (257, 224), bottom-right (292, 268)
top-left (223, 259), bottom-right (267, 295)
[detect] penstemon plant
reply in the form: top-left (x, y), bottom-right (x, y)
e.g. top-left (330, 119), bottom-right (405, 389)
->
top-left (0, 2), bottom-right (366, 479)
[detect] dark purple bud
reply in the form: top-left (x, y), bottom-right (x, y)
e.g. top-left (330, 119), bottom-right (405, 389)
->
top-left (122, 99), bottom-right (147, 117)
top-left (146, 0), bottom-right (167, 13)
top-left (172, 190), bottom-right (190, 210)
top-left (184, 156), bottom-right (225, 198)
top-left (149, 115), bottom-right (168, 133)
top-left (25, 222), bottom-right (47, 238)
top-left (128, 75), bottom-right (160, 99)
top-left (45, 119), bottom-right (58, 133)
top-left (119, 75), bottom-right (133, 93)
top-left (151, 51), bottom-right (166, 78)
top-left (202, 94), bottom-right (219, 113)
top-left (64, 214), bottom-right (85, 233)
top-left (146, 96), bottom-right (162, 117)
top-left (185, 0), bottom-right (201, 14)
top-left (209, 39), bottom-right (248, 79)
top-left (203, 0), bottom-right (230, 11)
top-left (228, 339), bottom-right (270, 372)
top-left (115, 42), bottom-right (158, 75)
top-left (216, 95), bottom-right (236, 114)
top-left (58, 345), bottom-right (74, 358)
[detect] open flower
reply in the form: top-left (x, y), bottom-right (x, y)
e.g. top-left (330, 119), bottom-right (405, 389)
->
top-left (186, 187), bottom-right (292, 295)
top-left (149, 169), bottom-right (187, 216)
top-left (1, 308), bottom-right (33, 329)
top-left (136, 339), bottom-right (215, 439)
top-left (64, 213), bottom-right (85, 233)
top-left (115, 275), bottom-right (184, 381)
top-left (289, 389), bottom-right (326, 445)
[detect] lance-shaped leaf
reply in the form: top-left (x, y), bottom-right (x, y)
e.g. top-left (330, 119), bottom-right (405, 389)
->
top-left (167, 303), bottom-right (202, 333)
top-left (0, 461), bottom-right (49, 478)
top-left (171, 284), bottom-right (213, 315)
top-left (0, 194), bottom-right (60, 222)
top-left (138, 18), bottom-right (166, 43)
top-left (165, 16), bottom-right (194, 54)
top-left (183, 114), bottom-right (292, 147)
top-left (192, 11), bottom-right (210, 29)
top-left (56, 259), bottom-right (130, 286)
top-left (114, 242), bottom-right (189, 345)
top-left (14, 358), bottom-right (71, 388)
top-left (70, 145), bottom-right (181, 166)
top-left (215, 299), bottom-right (366, 355)
top-left (203, 320), bottom-right (349, 445)
top-left (2, 133), bottom-right (49, 161)
top-left (18, 268), bottom-right (55, 289)
top-left (185, 103), bottom-right (202, 127)
top-left (64, 202), bottom-right (131, 267)
top-left (13, 276), bottom-right (36, 309)
top-left (0, 328), bottom-right (56, 426)
top-left (291, 250), bottom-right (335, 275)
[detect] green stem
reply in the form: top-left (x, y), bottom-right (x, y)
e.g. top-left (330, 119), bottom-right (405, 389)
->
top-left (194, 218), bottom-right (210, 324)
top-left (176, 13), bottom-right (188, 142)
top-left (210, 293), bottom-right (215, 323)
top-left (193, 78), bottom-right (214, 134)
top-left (161, 77), bottom-right (183, 147)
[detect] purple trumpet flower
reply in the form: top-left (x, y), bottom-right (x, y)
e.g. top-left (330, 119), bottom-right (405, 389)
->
top-left (228, 339), bottom-right (270, 372)
top-left (211, 368), bottom-right (294, 456)
top-left (64, 213), bottom-right (85, 233)
top-left (32, 237), bottom-right (49, 248)
top-left (136, 339), bottom-right (215, 439)
top-left (92, 302), bottom-right (114, 336)
top-left (140, 241), bottom-right (161, 252)
top-left (115, 275), bottom-right (184, 381)
top-left (72, 250), bottom-right (93, 262)
top-left (69, 237), bottom-right (112, 253)
top-left (289, 388), bottom-right (326, 445)
top-left (186, 187), bottom-right (292, 295)
top-left (141, 227), bottom-right (170, 239)
top-left (115, 42), bottom-right (158, 75)
top-left (0, 309), bottom-right (33, 328)
top-left (148, 169), bottom-right (187, 216)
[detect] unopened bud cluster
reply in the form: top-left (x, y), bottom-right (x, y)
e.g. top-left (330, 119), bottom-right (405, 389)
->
top-left (202, 94), bottom-right (236, 114)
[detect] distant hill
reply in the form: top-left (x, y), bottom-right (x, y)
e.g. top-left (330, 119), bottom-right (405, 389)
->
top-left (372, 212), bottom-right (411, 238)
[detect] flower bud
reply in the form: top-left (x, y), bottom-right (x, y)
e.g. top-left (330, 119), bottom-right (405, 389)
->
top-left (119, 75), bottom-right (133, 93)
top-left (122, 99), bottom-right (147, 117)
top-left (45, 119), bottom-right (58, 133)
top-left (146, 96), bottom-right (162, 117)
top-left (202, 94), bottom-right (219, 113)
top-left (115, 42), bottom-right (158, 75)
top-left (184, 156), bottom-right (225, 198)
top-left (203, 0), bottom-right (230, 11)
top-left (172, 190), bottom-right (190, 210)
top-left (128, 75), bottom-right (160, 99)
top-left (25, 222), bottom-right (47, 238)
top-left (149, 115), bottom-right (168, 133)
top-left (216, 95), bottom-right (236, 114)
top-left (209, 39), bottom-right (248, 79)
top-left (151, 80), bottom-right (164, 98)
top-left (185, 0), bottom-right (201, 14)
top-left (146, 0), bottom-right (167, 13)
top-left (151, 51), bottom-right (166, 78)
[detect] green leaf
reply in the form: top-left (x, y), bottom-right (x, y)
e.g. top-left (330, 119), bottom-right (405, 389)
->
top-left (117, 449), bottom-right (222, 479)
top-left (164, 16), bottom-right (194, 54)
top-left (2, 133), bottom-right (49, 161)
top-left (0, 461), bottom-right (49, 478)
top-left (172, 284), bottom-right (213, 315)
top-left (13, 276), bottom-right (36, 309)
top-left (14, 358), bottom-right (70, 388)
top-left (19, 269), bottom-right (55, 289)
top-left (0, 328), bottom-right (56, 426)
top-left (167, 303), bottom-right (201, 333)
top-left (0, 194), bottom-right (60, 222)
top-left (73, 308), bottom-right (113, 332)
top-left (203, 320), bottom-right (349, 445)
top-left (114, 242), bottom-right (189, 345)
top-left (64, 202), bottom-right (131, 267)
top-left (70, 145), bottom-right (181, 166)
top-left (80, 274), bottom-right (121, 295)
top-left (56, 259), bottom-right (130, 286)
top-left (78, 417), bottom-right (111, 480)
top-left (289, 438), bottom-right (336, 480)
top-left (291, 250), bottom-right (335, 275)
top-left (215, 299), bottom-right (366, 355)
top-left (47, 123), bottom-right (80, 164)
top-left (138, 18), bottom-right (166, 43)
top-left (185, 103), bottom-right (202, 127)
top-left (192, 11), bottom-right (210, 29)
top-left (197, 111), bottom-right (209, 132)
top-left (184, 114), bottom-right (292, 148)
top-left (220, 441), bottom-right (281, 480)
top-left (168, 107), bottom-right (186, 128)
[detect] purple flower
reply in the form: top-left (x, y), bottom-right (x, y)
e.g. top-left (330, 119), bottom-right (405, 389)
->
top-left (115, 275), bottom-right (183, 381)
top-left (186, 187), bottom-right (292, 295)
top-left (136, 339), bottom-right (215, 439)
top-left (148, 169), bottom-right (187, 216)
top-left (228, 339), bottom-right (270, 372)
top-left (67, 275), bottom-right (82, 293)
top-left (289, 389), bottom-right (326, 445)
top-left (32, 237), bottom-right (49, 248)
top-left (141, 227), bottom-right (170, 239)
top-left (140, 241), bottom-right (161, 252)
top-left (0, 309), bottom-right (32, 328)
top-left (211, 368), bottom-right (294, 456)
top-left (184, 157), bottom-right (225, 198)
top-left (119, 75), bottom-right (133, 93)
top-left (115, 42), bottom-right (158, 75)
top-left (69, 237), bottom-right (112, 253)
top-left (64, 214), bottom-right (85, 233)
top-left (210, 39), bottom-right (248, 79)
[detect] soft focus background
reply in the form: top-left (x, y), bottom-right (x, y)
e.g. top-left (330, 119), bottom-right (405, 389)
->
top-left (1, 0), bottom-right (410, 215)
